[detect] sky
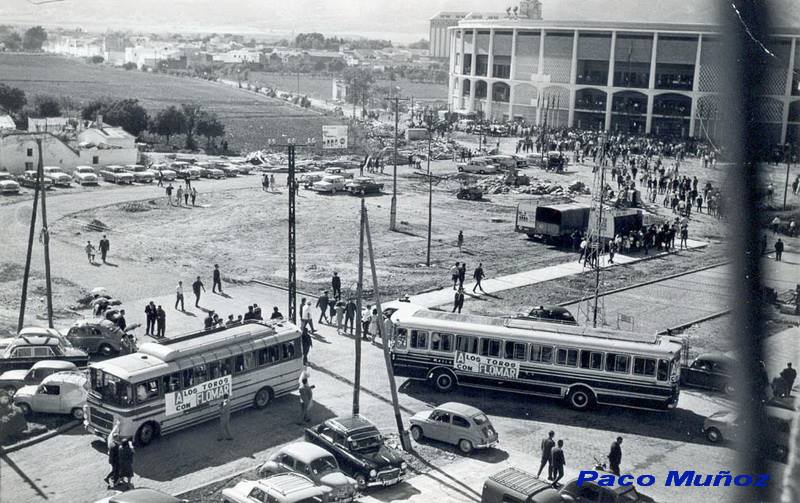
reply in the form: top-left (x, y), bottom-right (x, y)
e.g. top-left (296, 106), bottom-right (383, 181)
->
top-left (0, 0), bottom-right (797, 43)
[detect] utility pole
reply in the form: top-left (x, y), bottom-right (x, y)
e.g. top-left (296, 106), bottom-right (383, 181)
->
top-left (18, 154), bottom-right (41, 332)
top-left (353, 199), bottom-right (365, 416)
top-left (593, 132), bottom-right (607, 328)
top-left (390, 96), bottom-right (399, 231)
top-left (426, 114), bottom-right (433, 267)
top-left (36, 139), bottom-right (54, 328)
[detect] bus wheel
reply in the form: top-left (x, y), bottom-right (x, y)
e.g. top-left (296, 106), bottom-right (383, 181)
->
top-left (136, 422), bottom-right (158, 446)
top-left (567, 386), bottom-right (595, 411)
top-left (254, 387), bottom-right (273, 409)
top-left (431, 370), bottom-right (456, 393)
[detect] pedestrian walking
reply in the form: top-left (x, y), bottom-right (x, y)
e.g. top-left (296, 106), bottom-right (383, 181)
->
top-left (680, 225), bottom-right (689, 250)
top-left (262, 174), bottom-right (270, 192)
top-left (117, 438), bottom-right (135, 488)
top-left (450, 262), bottom-right (460, 290)
top-left (99, 234), bottom-right (110, 263)
top-left (551, 439), bottom-right (566, 487)
top-left (472, 263), bottom-right (486, 293)
top-left (157, 170), bottom-right (164, 187)
top-left (608, 437), bottom-right (623, 475)
top-left (369, 307), bottom-right (381, 343)
top-left (270, 174), bottom-right (276, 189)
top-left (212, 264), bottom-right (223, 293)
top-left (453, 287), bottom-right (465, 313)
top-left (335, 299), bottom-right (346, 332)
top-left (192, 276), bottom-right (205, 307)
top-left (156, 305), bottom-right (166, 337)
top-left (165, 183), bottom-right (173, 205)
top-left (176, 186), bottom-right (183, 207)
top-left (344, 298), bottom-right (356, 335)
top-left (775, 238), bottom-right (784, 261)
top-left (115, 309), bottom-right (127, 331)
top-left (217, 394), bottom-right (233, 441)
top-left (331, 272), bottom-right (342, 300)
top-left (191, 187), bottom-right (197, 206)
top-left (300, 298), bottom-right (316, 333)
top-left (536, 430), bottom-right (556, 480)
top-left (317, 291), bottom-right (330, 324)
top-left (301, 326), bottom-right (313, 365)
top-left (781, 363), bottom-right (796, 396)
top-left (175, 281), bottom-right (185, 311)
top-left (457, 230), bottom-right (464, 252)
top-left (183, 188), bottom-right (189, 205)
top-left (104, 422), bottom-right (120, 487)
top-left (298, 375), bottom-right (315, 423)
top-left (85, 241), bottom-right (96, 263)
top-left (458, 262), bottom-right (467, 289)
top-left (144, 301), bottom-right (156, 336)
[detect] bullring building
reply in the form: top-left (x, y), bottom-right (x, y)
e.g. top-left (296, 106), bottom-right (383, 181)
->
top-left (446, 11), bottom-right (800, 143)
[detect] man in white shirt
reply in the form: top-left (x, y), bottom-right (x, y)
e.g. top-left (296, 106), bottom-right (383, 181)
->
top-left (175, 281), bottom-right (185, 311)
top-left (300, 298), bottom-right (316, 333)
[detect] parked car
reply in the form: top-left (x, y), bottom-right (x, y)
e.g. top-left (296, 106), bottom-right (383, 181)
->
top-left (195, 162), bottom-right (226, 179)
top-left (233, 163), bottom-right (252, 175)
top-left (680, 352), bottom-right (737, 394)
top-left (92, 487), bottom-right (187, 503)
top-left (702, 404), bottom-right (792, 461)
top-left (323, 167), bottom-right (354, 179)
top-left (17, 170), bottom-right (53, 189)
top-left (99, 165), bottom-right (134, 184)
top-left (409, 402), bottom-right (498, 454)
top-left (65, 318), bottom-right (134, 356)
top-left (0, 360), bottom-right (79, 394)
top-left (13, 371), bottom-right (88, 419)
top-left (222, 473), bottom-right (331, 503)
top-left (456, 186), bottom-right (483, 200)
top-left (515, 306), bottom-right (578, 325)
top-left (0, 334), bottom-right (89, 372)
top-left (560, 477), bottom-right (643, 503)
top-left (152, 165), bottom-right (177, 181)
top-left (175, 166), bottom-right (202, 180)
top-left (123, 164), bottom-right (155, 183)
top-left (304, 416), bottom-right (407, 489)
top-left (219, 164), bottom-right (241, 177)
top-left (257, 442), bottom-right (358, 503)
top-left (346, 177), bottom-right (384, 196)
top-left (73, 166), bottom-right (99, 186)
top-left (0, 171), bottom-right (21, 194)
top-left (42, 166), bottom-right (73, 187)
top-left (481, 467), bottom-right (565, 503)
top-left (487, 155), bottom-right (519, 170)
top-left (313, 175), bottom-right (347, 193)
top-left (300, 173), bottom-right (324, 189)
top-left (457, 159), bottom-right (500, 174)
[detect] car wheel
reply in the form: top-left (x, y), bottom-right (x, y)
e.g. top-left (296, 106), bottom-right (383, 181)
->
top-left (136, 422), bottom-right (157, 446)
top-left (355, 474), bottom-right (367, 489)
top-left (332, 188), bottom-right (337, 194)
top-left (431, 370), bottom-right (456, 393)
top-left (567, 386), bottom-right (595, 411)
top-left (457, 167), bottom-right (464, 172)
top-left (71, 407), bottom-right (84, 420)
top-left (17, 402), bottom-right (31, 415)
top-left (98, 343), bottom-right (115, 357)
top-left (254, 387), bottom-right (273, 409)
top-left (456, 193), bottom-right (464, 199)
top-left (410, 425), bottom-right (424, 441)
top-left (458, 439), bottom-right (473, 454)
top-left (705, 427), bottom-right (722, 443)
top-left (722, 382), bottom-right (735, 395)
top-left (479, 170), bottom-right (485, 174)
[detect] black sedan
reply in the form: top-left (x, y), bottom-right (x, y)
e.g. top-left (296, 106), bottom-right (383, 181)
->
top-left (680, 352), bottom-right (738, 394)
top-left (346, 177), bottom-right (384, 196)
top-left (304, 415), bottom-right (407, 489)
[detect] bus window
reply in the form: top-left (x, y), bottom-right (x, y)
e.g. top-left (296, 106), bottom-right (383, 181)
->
top-left (657, 359), bottom-right (669, 381)
top-left (136, 379), bottom-right (160, 404)
top-left (606, 354), bottom-right (630, 374)
top-left (283, 341), bottom-right (297, 360)
top-left (633, 357), bottom-right (656, 377)
top-left (456, 335), bottom-right (478, 354)
top-left (236, 352), bottom-right (255, 373)
top-left (209, 361), bottom-right (221, 379)
top-left (480, 338), bottom-right (502, 357)
top-left (530, 344), bottom-right (554, 364)
top-left (410, 330), bottom-right (429, 350)
top-left (395, 328), bottom-right (408, 349)
top-left (182, 368), bottom-right (194, 388)
top-left (579, 351), bottom-right (603, 370)
top-left (504, 341), bottom-right (527, 360)
top-left (257, 348), bottom-right (270, 366)
top-left (162, 372), bottom-right (181, 393)
top-left (556, 348), bottom-right (579, 367)
top-left (268, 345), bottom-right (280, 363)
top-left (194, 364), bottom-right (209, 384)
top-left (220, 357), bottom-right (233, 376)
top-left (431, 333), bottom-right (453, 352)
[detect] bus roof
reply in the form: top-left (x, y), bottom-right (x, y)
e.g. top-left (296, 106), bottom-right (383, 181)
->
top-left (391, 307), bottom-right (682, 356)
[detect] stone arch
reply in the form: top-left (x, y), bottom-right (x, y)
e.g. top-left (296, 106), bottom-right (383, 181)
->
top-left (462, 79), bottom-right (471, 97)
top-left (653, 93), bottom-right (692, 117)
top-left (611, 90), bottom-right (648, 115)
top-left (491, 82), bottom-right (511, 103)
top-left (475, 80), bottom-right (488, 99)
top-left (575, 88), bottom-right (607, 111)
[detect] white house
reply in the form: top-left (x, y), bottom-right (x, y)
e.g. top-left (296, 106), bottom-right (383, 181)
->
top-left (28, 117), bottom-right (71, 133)
top-left (0, 115), bottom-right (16, 131)
top-left (212, 49), bottom-right (262, 64)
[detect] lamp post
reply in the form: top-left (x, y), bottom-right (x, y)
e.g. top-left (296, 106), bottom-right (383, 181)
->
top-left (425, 110), bottom-right (435, 266)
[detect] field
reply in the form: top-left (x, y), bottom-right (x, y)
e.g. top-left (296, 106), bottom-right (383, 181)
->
top-left (0, 54), bottom-right (345, 153)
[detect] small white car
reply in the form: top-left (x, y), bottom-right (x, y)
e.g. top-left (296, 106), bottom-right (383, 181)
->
top-left (409, 402), bottom-right (498, 454)
top-left (13, 371), bottom-right (88, 419)
top-left (123, 164), bottom-right (155, 183)
top-left (222, 473), bottom-right (331, 503)
top-left (219, 164), bottom-right (241, 177)
top-left (42, 166), bottom-right (73, 187)
top-left (0, 171), bottom-right (21, 194)
top-left (312, 175), bottom-right (346, 193)
top-left (152, 165), bottom-right (177, 181)
top-left (72, 166), bottom-right (99, 186)
top-left (457, 159), bottom-right (500, 174)
top-left (99, 165), bottom-right (134, 184)
top-left (0, 360), bottom-right (79, 394)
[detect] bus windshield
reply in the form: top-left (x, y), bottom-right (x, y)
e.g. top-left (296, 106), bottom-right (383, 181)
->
top-left (90, 368), bottom-right (134, 408)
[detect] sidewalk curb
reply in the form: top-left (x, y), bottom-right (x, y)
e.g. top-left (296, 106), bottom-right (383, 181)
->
top-left (658, 309), bottom-right (732, 335)
top-left (174, 465), bottom-right (256, 498)
top-left (1, 419), bottom-right (81, 454)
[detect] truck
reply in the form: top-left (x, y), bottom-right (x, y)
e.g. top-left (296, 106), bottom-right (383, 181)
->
top-left (515, 201), bottom-right (591, 243)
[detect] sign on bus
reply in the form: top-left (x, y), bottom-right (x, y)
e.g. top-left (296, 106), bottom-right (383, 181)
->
top-left (165, 375), bottom-right (232, 416)
top-left (454, 351), bottom-right (519, 379)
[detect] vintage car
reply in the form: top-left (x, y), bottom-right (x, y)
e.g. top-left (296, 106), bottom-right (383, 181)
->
top-left (219, 164), bottom-right (241, 177)
top-left (304, 415), bottom-right (407, 489)
top-left (560, 477), bottom-right (643, 503)
top-left (195, 162), bottom-right (226, 179)
top-left (17, 170), bottom-right (53, 189)
top-left (152, 165), bottom-right (177, 181)
top-left (222, 473), bottom-right (331, 503)
top-left (0, 171), bottom-right (21, 194)
top-left (175, 166), bottom-right (202, 180)
top-left (515, 306), bottom-right (578, 325)
top-left (702, 404), bottom-right (791, 461)
top-left (456, 186), bottom-right (483, 200)
top-left (480, 467), bottom-right (565, 503)
top-left (313, 175), bottom-right (347, 193)
top-left (65, 318), bottom-right (134, 356)
top-left (92, 487), bottom-right (187, 503)
top-left (123, 164), bottom-right (155, 183)
top-left (0, 360), bottom-right (79, 394)
top-left (300, 172), bottom-right (324, 189)
top-left (41, 166), bottom-right (73, 187)
top-left (680, 352), bottom-right (737, 394)
top-left (257, 442), bottom-right (358, 503)
top-left (486, 155), bottom-right (520, 171)
top-left (0, 334), bottom-right (89, 372)
top-left (232, 163), bottom-right (252, 175)
top-left (346, 177), bottom-right (384, 196)
top-left (13, 371), bottom-right (88, 419)
top-left (73, 166), bottom-right (99, 186)
top-left (323, 167), bottom-right (354, 179)
top-left (99, 165), bottom-right (135, 184)
top-left (457, 159), bottom-right (500, 174)
top-left (409, 402), bottom-right (498, 454)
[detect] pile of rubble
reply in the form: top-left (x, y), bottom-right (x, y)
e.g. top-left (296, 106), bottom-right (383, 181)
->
top-left (475, 176), bottom-right (591, 197)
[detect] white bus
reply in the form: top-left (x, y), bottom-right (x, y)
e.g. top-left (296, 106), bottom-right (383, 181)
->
top-left (85, 320), bottom-right (303, 445)
top-left (388, 306), bottom-right (683, 411)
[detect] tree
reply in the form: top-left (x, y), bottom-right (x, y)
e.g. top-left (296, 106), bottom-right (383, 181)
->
top-left (180, 103), bottom-right (202, 150)
top-left (151, 106), bottom-right (186, 144)
top-left (122, 62), bottom-right (137, 70)
top-left (81, 98), bottom-right (111, 121)
top-left (341, 67), bottom-right (375, 108)
top-left (89, 55), bottom-right (104, 64)
top-left (408, 39), bottom-right (430, 50)
top-left (22, 26), bottom-right (47, 51)
top-left (195, 111), bottom-right (225, 149)
top-left (32, 95), bottom-right (60, 117)
top-left (2, 32), bottom-right (22, 51)
top-left (0, 84), bottom-right (26, 113)
top-left (328, 59), bottom-right (345, 72)
top-left (105, 99), bottom-right (150, 136)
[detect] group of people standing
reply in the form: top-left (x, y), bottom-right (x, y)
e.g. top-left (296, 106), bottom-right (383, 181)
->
top-left (104, 420), bottom-right (135, 489)
top-left (536, 431), bottom-right (624, 488)
top-left (164, 183), bottom-right (199, 207)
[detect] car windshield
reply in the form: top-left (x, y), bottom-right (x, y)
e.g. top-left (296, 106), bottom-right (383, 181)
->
top-left (348, 432), bottom-right (382, 452)
top-left (310, 456), bottom-right (338, 475)
top-left (90, 368), bottom-right (134, 407)
top-left (472, 413), bottom-right (489, 425)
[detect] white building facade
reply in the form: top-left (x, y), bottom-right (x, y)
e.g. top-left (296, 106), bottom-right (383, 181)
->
top-left (448, 18), bottom-right (800, 143)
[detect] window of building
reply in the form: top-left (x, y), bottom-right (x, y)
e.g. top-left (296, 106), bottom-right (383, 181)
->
top-left (556, 348), bottom-right (579, 367)
top-left (27, 148), bottom-right (33, 157)
top-left (25, 162), bottom-right (33, 170)
top-left (410, 330), bottom-right (429, 350)
top-left (633, 357), bottom-right (657, 377)
top-left (92, 156), bottom-right (100, 165)
top-left (580, 351), bottom-right (604, 370)
top-left (530, 344), bottom-right (554, 364)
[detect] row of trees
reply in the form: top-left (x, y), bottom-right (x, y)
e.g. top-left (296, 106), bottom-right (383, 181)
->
top-left (290, 32), bottom-right (392, 51)
top-left (0, 25), bottom-right (47, 51)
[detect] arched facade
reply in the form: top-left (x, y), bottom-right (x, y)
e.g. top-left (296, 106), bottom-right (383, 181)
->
top-left (610, 90), bottom-right (647, 134)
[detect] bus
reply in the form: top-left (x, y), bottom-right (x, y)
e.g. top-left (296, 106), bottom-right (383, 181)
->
top-left (84, 320), bottom-right (303, 445)
top-left (388, 306), bottom-right (683, 411)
